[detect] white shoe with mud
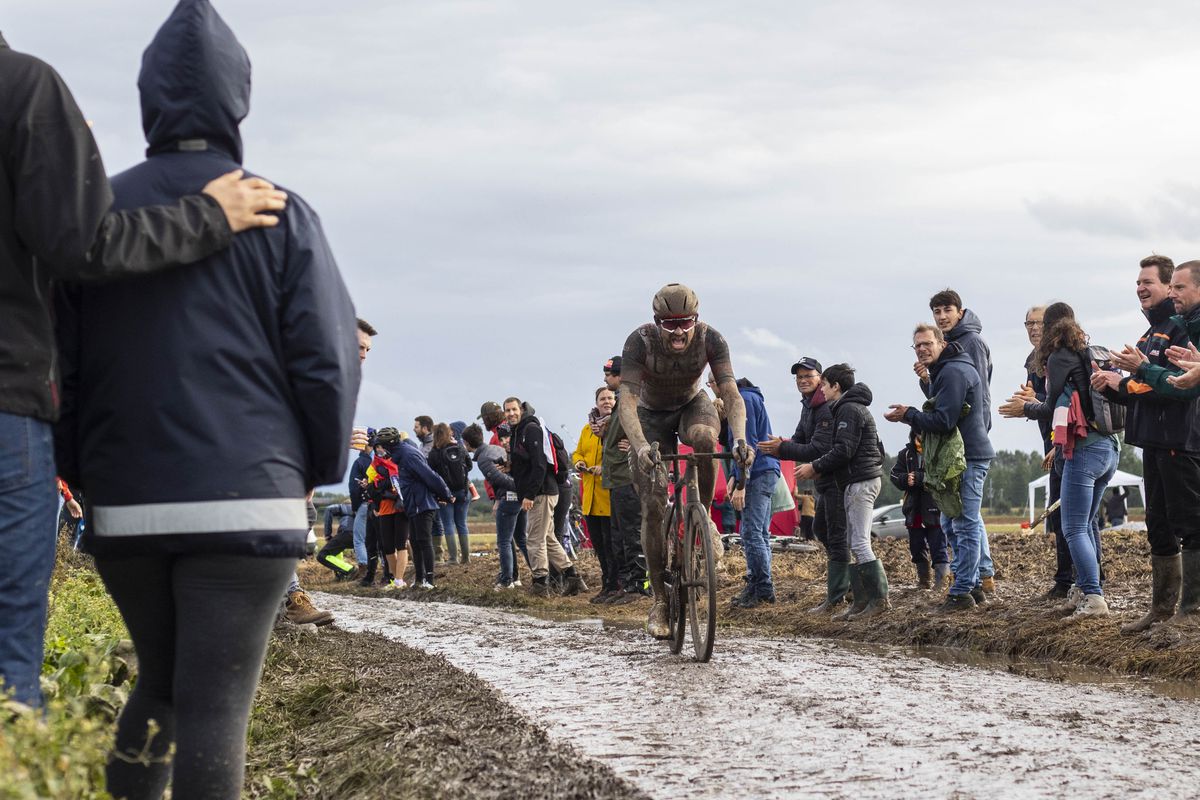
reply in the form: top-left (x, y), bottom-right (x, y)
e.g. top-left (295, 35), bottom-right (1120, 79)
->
top-left (647, 601), bottom-right (671, 639)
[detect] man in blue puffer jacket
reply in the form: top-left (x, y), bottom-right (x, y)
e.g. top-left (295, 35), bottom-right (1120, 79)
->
top-left (52, 2), bottom-right (359, 796)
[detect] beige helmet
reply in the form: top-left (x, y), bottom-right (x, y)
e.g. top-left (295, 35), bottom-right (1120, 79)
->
top-left (652, 283), bottom-right (699, 319)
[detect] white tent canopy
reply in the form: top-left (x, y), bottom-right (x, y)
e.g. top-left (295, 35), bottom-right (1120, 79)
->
top-left (1027, 470), bottom-right (1145, 522)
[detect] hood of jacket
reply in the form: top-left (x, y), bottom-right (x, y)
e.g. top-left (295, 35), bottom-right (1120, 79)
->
top-left (834, 382), bottom-right (873, 409)
top-left (931, 341), bottom-right (973, 378)
top-left (139, 0), bottom-right (250, 162)
top-left (947, 308), bottom-right (984, 342)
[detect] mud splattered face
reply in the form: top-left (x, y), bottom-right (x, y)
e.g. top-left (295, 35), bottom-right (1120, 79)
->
top-left (657, 315), bottom-right (697, 353)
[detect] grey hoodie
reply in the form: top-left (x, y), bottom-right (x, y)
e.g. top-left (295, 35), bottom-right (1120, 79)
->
top-left (473, 443), bottom-right (517, 496)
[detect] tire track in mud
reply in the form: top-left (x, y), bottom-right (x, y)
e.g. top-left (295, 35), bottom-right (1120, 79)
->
top-left (315, 592), bottom-right (1200, 800)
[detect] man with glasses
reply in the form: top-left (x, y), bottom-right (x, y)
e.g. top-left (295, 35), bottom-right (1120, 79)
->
top-left (885, 323), bottom-right (995, 613)
top-left (758, 357), bottom-right (847, 612)
top-left (617, 283), bottom-right (754, 638)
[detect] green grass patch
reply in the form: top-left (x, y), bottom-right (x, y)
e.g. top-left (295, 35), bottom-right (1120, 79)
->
top-left (0, 562), bottom-right (132, 800)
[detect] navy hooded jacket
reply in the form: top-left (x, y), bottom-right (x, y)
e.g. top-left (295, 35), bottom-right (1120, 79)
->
top-left (904, 343), bottom-right (995, 461)
top-left (54, 0), bottom-right (360, 557)
top-left (389, 440), bottom-right (453, 515)
top-left (926, 309), bottom-right (993, 431)
top-left (727, 383), bottom-right (780, 481)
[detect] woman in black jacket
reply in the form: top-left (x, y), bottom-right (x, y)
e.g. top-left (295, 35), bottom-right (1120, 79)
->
top-left (889, 430), bottom-right (949, 590)
top-left (428, 423), bottom-right (472, 564)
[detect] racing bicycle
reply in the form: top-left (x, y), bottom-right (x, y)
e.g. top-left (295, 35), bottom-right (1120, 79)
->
top-left (654, 447), bottom-right (738, 663)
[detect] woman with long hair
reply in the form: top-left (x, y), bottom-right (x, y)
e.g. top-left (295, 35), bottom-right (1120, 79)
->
top-left (572, 387), bottom-right (617, 602)
top-left (428, 422), bottom-right (472, 564)
top-left (1001, 302), bottom-right (1118, 617)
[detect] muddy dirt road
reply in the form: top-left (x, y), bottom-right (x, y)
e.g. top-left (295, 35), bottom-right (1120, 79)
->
top-left (315, 592), bottom-right (1199, 800)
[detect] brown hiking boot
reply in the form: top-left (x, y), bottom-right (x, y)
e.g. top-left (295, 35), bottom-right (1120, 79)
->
top-left (285, 590), bottom-right (335, 626)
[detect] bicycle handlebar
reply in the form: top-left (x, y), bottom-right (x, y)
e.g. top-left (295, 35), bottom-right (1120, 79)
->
top-left (659, 452), bottom-right (736, 463)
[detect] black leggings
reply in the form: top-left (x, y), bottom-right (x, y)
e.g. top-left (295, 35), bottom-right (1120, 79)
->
top-left (410, 510), bottom-right (436, 584)
top-left (586, 515), bottom-right (617, 591)
top-left (94, 553), bottom-right (294, 800)
top-left (377, 512), bottom-right (410, 554)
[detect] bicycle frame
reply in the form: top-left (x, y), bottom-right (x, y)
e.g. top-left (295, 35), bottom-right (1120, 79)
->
top-left (658, 450), bottom-right (736, 661)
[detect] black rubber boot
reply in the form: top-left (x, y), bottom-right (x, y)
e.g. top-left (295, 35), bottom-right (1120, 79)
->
top-left (915, 561), bottom-right (932, 590)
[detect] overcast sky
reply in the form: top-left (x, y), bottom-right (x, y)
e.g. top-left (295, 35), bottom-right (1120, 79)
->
top-left (10, 1), bottom-right (1200, 459)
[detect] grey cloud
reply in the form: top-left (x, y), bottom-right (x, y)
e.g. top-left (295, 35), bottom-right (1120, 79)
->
top-left (1024, 197), bottom-right (1147, 239)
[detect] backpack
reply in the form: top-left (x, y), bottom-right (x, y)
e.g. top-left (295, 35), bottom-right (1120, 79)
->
top-left (1077, 346), bottom-right (1126, 435)
top-left (441, 444), bottom-right (470, 492)
top-left (549, 431), bottom-right (571, 484)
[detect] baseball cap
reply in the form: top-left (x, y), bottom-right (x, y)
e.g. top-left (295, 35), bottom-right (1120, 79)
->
top-left (790, 357), bottom-right (822, 375)
top-left (604, 355), bottom-right (622, 374)
top-left (477, 401), bottom-right (502, 420)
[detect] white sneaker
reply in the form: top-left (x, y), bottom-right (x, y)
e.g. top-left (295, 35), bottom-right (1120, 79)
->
top-left (512, 579), bottom-right (523, 587)
top-left (1073, 593), bottom-right (1110, 617)
top-left (420, 580), bottom-right (434, 590)
top-left (392, 578), bottom-right (407, 590)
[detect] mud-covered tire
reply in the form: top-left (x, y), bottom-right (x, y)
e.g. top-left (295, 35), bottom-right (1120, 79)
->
top-left (665, 502), bottom-right (685, 654)
top-left (685, 503), bottom-right (717, 662)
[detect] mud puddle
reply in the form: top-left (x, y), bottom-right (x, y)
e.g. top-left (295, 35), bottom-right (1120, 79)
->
top-left (315, 592), bottom-right (1200, 799)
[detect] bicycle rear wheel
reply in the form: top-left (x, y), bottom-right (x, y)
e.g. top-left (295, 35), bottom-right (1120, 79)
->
top-left (684, 503), bottom-right (717, 662)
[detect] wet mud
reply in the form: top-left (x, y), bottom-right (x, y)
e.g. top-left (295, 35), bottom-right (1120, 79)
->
top-left (246, 626), bottom-right (649, 800)
top-left (303, 528), bottom-right (1200, 681)
top-left (316, 592), bottom-right (1200, 800)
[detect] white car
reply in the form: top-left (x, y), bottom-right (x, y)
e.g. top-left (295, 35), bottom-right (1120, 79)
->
top-left (870, 504), bottom-right (907, 539)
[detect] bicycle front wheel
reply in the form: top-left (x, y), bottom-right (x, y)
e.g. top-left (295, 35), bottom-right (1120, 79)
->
top-left (665, 501), bottom-right (685, 655)
top-left (684, 503), bottom-right (717, 662)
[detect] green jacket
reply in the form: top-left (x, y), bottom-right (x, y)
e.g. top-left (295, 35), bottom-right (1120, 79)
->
top-left (1136, 307), bottom-right (1200, 399)
top-left (919, 397), bottom-right (968, 519)
top-left (601, 393), bottom-right (633, 489)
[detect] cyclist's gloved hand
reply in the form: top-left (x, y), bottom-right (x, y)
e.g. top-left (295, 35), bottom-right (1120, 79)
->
top-left (733, 439), bottom-right (755, 470)
top-left (636, 443), bottom-right (660, 475)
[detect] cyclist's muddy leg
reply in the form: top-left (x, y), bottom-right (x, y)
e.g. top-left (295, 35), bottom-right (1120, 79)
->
top-left (637, 482), bottom-right (669, 599)
top-left (686, 424), bottom-right (718, 510)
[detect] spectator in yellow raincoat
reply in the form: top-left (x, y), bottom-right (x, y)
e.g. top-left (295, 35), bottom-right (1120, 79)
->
top-left (573, 387), bottom-right (616, 603)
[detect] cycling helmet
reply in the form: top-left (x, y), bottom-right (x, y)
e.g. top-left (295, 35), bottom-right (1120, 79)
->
top-left (652, 283), bottom-right (699, 319)
top-left (374, 426), bottom-right (402, 447)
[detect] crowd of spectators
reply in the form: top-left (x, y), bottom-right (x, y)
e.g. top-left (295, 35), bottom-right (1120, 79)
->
top-left (317, 256), bottom-right (1200, 631)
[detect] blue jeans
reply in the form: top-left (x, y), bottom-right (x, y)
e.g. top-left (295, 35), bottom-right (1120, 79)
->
top-left (942, 459), bottom-right (991, 597)
top-left (352, 503), bottom-right (369, 564)
top-left (495, 499), bottom-right (527, 584)
top-left (0, 412), bottom-right (57, 706)
top-left (740, 470), bottom-right (778, 598)
top-left (1061, 438), bottom-right (1118, 595)
top-left (437, 489), bottom-right (471, 559)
